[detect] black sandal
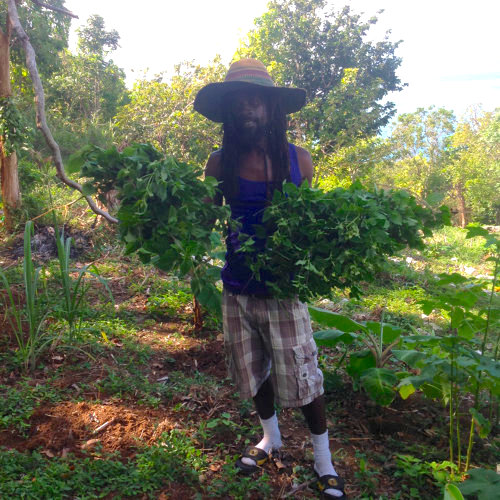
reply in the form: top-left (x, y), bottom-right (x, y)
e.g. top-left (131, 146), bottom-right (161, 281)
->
top-left (235, 446), bottom-right (270, 474)
top-left (316, 472), bottom-right (346, 499)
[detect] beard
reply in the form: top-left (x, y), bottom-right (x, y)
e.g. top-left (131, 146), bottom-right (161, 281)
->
top-left (232, 118), bottom-right (269, 151)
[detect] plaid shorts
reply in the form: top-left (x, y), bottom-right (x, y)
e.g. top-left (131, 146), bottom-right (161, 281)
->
top-left (222, 290), bottom-right (324, 408)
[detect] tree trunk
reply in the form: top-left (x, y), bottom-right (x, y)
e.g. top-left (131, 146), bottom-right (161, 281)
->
top-left (456, 182), bottom-right (468, 228)
top-left (193, 297), bottom-right (203, 331)
top-left (0, 23), bottom-right (21, 232)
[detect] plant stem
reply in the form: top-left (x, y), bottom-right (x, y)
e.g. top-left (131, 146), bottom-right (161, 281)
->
top-left (456, 395), bottom-right (461, 471)
top-left (466, 252), bottom-right (499, 470)
top-left (488, 255), bottom-right (499, 360)
top-left (449, 345), bottom-right (454, 465)
top-left (483, 255), bottom-right (498, 357)
top-left (465, 419), bottom-right (475, 472)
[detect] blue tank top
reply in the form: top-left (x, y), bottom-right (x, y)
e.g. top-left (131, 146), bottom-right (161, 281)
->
top-left (221, 143), bottom-right (302, 295)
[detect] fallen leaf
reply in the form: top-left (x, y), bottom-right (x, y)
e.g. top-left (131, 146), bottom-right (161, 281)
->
top-left (273, 457), bottom-right (287, 471)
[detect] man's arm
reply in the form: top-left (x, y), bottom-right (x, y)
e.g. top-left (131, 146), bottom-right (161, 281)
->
top-left (295, 146), bottom-right (314, 185)
top-left (204, 150), bottom-right (223, 206)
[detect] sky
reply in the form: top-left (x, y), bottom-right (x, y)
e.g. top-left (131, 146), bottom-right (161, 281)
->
top-left (63, 0), bottom-right (499, 120)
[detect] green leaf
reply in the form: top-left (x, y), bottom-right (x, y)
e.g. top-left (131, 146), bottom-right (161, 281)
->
top-left (465, 225), bottom-right (490, 239)
top-left (398, 382), bottom-right (415, 400)
top-left (450, 307), bottom-right (465, 329)
top-left (452, 290), bottom-right (480, 309)
top-left (459, 468), bottom-right (500, 499)
top-left (420, 300), bottom-right (439, 315)
top-left (313, 329), bottom-right (356, 347)
top-left (81, 182), bottom-right (97, 196)
top-left (469, 408), bottom-right (491, 439)
top-left (425, 192), bottom-right (445, 206)
top-left (421, 382), bottom-right (444, 400)
top-left (444, 483), bottom-right (464, 500)
top-left (392, 349), bottom-right (427, 367)
top-left (457, 321), bottom-right (475, 340)
top-left (194, 283), bottom-right (222, 316)
top-left (360, 368), bottom-right (398, 406)
top-left (365, 321), bottom-right (402, 343)
top-left (477, 357), bottom-right (500, 379)
top-left (308, 306), bottom-right (365, 333)
top-left (282, 182), bottom-right (299, 195)
top-left (347, 350), bottom-right (376, 378)
top-left (66, 150), bottom-right (88, 174)
top-left (436, 273), bottom-right (469, 286)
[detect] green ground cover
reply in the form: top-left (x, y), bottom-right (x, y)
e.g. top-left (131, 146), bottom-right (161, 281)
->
top-left (0, 225), bottom-right (498, 499)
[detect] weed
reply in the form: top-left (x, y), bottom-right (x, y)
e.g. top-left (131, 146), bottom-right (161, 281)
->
top-left (145, 281), bottom-right (192, 318)
top-left (98, 365), bottom-right (171, 406)
top-left (354, 451), bottom-right (379, 496)
top-left (0, 431), bottom-right (205, 498)
top-left (0, 382), bottom-right (60, 435)
top-left (394, 454), bottom-right (439, 499)
top-left (205, 456), bottom-right (272, 498)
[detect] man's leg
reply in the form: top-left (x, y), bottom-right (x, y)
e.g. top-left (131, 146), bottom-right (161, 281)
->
top-left (301, 395), bottom-right (344, 498)
top-left (253, 376), bottom-right (276, 419)
top-left (240, 377), bottom-right (283, 467)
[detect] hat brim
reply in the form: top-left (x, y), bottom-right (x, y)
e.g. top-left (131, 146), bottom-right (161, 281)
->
top-left (194, 81), bottom-right (306, 122)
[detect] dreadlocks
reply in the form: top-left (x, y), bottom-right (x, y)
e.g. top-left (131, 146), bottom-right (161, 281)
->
top-left (220, 93), bottom-right (290, 201)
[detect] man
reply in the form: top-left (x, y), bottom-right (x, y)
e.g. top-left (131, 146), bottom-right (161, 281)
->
top-left (194, 59), bottom-right (345, 499)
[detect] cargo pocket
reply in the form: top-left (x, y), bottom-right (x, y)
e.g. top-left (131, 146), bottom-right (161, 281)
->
top-left (292, 339), bottom-right (322, 400)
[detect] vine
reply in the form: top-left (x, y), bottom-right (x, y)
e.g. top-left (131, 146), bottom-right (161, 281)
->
top-left (0, 97), bottom-right (31, 156)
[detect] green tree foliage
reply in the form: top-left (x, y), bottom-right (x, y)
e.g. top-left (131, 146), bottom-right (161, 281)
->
top-left (114, 59), bottom-right (226, 167)
top-left (2, 0), bottom-right (71, 95)
top-left (45, 15), bottom-right (127, 159)
top-left (237, 0), bottom-right (404, 159)
top-left (371, 107), bottom-right (455, 204)
top-left (47, 15), bottom-right (127, 125)
top-left (446, 108), bottom-right (500, 225)
top-left (76, 14), bottom-right (119, 56)
top-left (315, 136), bottom-right (390, 189)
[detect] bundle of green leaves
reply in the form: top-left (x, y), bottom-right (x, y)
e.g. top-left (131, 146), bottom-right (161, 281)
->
top-left (240, 181), bottom-right (449, 302)
top-left (72, 143), bottom-right (229, 310)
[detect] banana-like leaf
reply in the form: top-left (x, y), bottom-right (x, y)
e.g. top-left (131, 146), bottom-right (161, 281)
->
top-left (360, 367), bottom-right (398, 406)
top-left (313, 329), bottom-right (357, 346)
top-left (308, 306), bottom-right (365, 332)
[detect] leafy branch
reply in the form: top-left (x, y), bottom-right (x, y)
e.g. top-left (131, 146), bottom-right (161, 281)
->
top-left (239, 181), bottom-right (450, 302)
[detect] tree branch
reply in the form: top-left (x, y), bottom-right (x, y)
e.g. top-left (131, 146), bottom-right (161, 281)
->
top-left (7, 0), bottom-right (118, 224)
top-left (31, 0), bottom-right (78, 19)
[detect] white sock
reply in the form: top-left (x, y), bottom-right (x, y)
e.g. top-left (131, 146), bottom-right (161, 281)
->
top-left (241, 413), bottom-right (282, 466)
top-left (311, 430), bottom-right (343, 498)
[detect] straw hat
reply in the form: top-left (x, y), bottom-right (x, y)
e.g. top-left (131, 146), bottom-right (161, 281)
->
top-left (194, 58), bottom-right (306, 122)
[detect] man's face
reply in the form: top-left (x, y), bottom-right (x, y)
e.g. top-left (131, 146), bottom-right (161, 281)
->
top-left (227, 90), bottom-right (269, 146)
